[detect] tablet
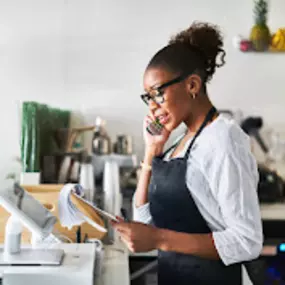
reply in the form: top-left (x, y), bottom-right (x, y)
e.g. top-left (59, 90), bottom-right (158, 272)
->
top-left (72, 192), bottom-right (118, 222)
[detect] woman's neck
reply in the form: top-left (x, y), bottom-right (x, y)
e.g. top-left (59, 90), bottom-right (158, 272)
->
top-left (184, 98), bottom-right (214, 135)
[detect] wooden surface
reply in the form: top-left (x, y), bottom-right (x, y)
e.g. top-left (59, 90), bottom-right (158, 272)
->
top-left (0, 184), bottom-right (106, 244)
top-left (21, 184), bottom-right (65, 192)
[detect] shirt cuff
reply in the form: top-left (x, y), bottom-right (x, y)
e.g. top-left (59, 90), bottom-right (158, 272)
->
top-left (132, 198), bottom-right (152, 224)
top-left (212, 230), bottom-right (262, 266)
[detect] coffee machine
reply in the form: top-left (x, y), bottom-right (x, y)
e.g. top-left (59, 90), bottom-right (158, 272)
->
top-left (241, 116), bottom-right (285, 203)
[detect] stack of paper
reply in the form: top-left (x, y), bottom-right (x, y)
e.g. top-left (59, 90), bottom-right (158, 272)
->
top-left (58, 184), bottom-right (117, 233)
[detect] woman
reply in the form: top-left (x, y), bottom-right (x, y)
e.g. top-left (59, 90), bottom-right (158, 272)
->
top-left (112, 22), bottom-right (263, 284)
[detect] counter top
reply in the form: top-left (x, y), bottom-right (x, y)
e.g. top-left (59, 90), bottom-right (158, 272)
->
top-left (96, 242), bottom-right (130, 285)
top-left (260, 202), bottom-right (285, 220)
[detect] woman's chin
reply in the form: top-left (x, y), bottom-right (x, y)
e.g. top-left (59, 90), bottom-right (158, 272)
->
top-left (163, 119), bottom-right (182, 132)
top-left (163, 122), bottom-right (175, 133)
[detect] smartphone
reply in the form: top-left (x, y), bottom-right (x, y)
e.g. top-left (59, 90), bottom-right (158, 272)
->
top-left (146, 119), bottom-right (164, 135)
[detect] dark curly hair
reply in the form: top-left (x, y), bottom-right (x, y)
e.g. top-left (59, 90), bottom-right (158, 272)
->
top-left (146, 22), bottom-right (226, 86)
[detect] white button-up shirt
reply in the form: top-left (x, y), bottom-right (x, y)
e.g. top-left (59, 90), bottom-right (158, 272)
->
top-left (133, 115), bottom-right (263, 266)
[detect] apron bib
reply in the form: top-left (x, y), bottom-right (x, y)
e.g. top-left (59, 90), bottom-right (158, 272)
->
top-left (149, 107), bottom-right (242, 285)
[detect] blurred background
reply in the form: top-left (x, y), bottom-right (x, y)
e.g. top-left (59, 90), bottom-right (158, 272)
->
top-left (1, 0), bottom-right (285, 182)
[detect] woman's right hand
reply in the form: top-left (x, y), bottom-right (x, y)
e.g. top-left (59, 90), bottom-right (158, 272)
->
top-left (143, 115), bottom-right (170, 155)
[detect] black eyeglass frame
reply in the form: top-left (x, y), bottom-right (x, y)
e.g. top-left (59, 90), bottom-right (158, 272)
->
top-left (140, 73), bottom-right (190, 106)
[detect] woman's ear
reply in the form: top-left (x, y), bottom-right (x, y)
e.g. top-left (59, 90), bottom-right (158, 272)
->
top-left (186, 74), bottom-right (202, 97)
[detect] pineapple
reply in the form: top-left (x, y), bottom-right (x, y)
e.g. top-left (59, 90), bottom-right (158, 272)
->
top-left (250, 0), bottom-right (271, 51)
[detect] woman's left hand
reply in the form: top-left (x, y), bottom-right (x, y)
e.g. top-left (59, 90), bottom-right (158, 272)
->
top-left (112, 220), bottom-right (159, 253)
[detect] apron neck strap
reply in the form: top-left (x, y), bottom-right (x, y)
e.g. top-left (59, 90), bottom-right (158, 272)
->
top-left (184, 106), bottom-right (217, 159)
top-left (162, 136), bottom-right (183, 159)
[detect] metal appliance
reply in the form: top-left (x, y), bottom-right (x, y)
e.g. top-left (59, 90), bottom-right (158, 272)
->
top-left (114, 135), bottom-right (133, 155)
top-left (92, 117), bottom-right (112, 155)
top-left (241, 116), bottom-right (285, 203)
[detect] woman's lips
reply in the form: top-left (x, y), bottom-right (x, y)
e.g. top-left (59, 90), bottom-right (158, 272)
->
top-left (157, 114), bottom-right (170, 125)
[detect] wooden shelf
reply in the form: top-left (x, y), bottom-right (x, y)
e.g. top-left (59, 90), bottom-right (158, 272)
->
top-left (233, 35), bottom-right (285, 53)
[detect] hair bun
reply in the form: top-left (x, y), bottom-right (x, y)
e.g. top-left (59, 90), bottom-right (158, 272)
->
top-left (169, 21), bottom-right (226, 82)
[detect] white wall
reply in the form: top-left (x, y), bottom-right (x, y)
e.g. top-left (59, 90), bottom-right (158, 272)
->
top-left (1, 0), bottom-right (285, 181)
top-left (0, 0), bottom-right (66, 180)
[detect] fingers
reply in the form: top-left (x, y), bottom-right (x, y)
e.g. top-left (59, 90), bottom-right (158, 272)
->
top-left (111, 216), bottom-right (126, 227)
top-left (143, 110), bottom-right (156, 125)
top-left (143, 115), bottom-right (153, 129)
top-left (115, 215), bottom-right (125, 222)
top-left (116, 228), bottom-right (132, 248)
top-left (119, 235), bottom-right (135, 252)
top-left (111, 221), bottom-right (131, 234)
top-left (117, 232), bottom-right (137, 252)
top-left (120, 235), bottom-right (129, 246)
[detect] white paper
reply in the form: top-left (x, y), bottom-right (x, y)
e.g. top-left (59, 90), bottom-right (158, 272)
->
top-left (58, 184), bottom-right (118, 233)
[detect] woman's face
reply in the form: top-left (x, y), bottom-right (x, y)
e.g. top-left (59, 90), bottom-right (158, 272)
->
top-left (143, 68), bottom-right (194, 132)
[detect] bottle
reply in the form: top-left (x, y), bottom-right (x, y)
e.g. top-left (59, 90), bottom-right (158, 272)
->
top-left (79, 151), bottom-right (96, 203)
top-left (70, 152), bottom-right (81, 183)
top-left (4, 216), bottom-right (23, 255)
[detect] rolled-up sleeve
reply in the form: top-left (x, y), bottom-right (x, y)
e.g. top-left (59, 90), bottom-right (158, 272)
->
top-left (211, 146), bottom-right (263, 265)
top-left (132, 194), bottom-right (152, 224)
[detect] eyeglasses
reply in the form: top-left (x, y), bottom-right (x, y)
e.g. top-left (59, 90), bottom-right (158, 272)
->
top-left (140, 74), bottom-right (189, 106)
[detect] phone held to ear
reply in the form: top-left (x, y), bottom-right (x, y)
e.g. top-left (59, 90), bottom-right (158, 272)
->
top-left (146, 119), bottom-right (164, 135)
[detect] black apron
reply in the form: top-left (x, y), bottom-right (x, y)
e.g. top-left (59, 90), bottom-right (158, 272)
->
top-left (148, 107), bottom-right (242, 285)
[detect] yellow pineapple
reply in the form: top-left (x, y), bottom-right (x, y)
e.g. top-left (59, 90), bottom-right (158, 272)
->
top-left (250, 0), bottom-right (271, 51)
